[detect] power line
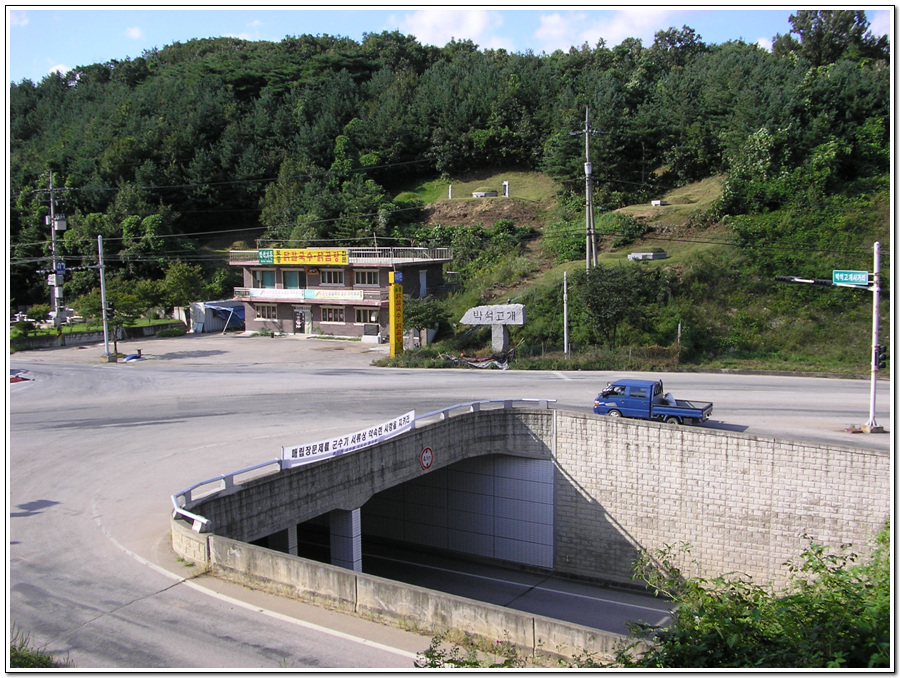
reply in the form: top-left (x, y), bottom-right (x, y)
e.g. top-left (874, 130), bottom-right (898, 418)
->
top-left (9, 158), bottom-right (432, 202)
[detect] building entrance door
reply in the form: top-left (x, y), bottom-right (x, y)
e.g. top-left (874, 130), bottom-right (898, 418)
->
top-left (293, 309), bottom-right (306, 334)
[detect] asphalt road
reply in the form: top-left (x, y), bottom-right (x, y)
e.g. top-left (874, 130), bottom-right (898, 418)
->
top-left (8, 333), bottom-right (892, 668)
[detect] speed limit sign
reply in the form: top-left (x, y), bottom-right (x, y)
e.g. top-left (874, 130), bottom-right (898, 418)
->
top-left (420, 447), bottom-right (434, 470)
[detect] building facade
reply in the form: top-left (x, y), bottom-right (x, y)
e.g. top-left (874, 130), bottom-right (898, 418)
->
top-left (229, 246), bottom-right (453, 342)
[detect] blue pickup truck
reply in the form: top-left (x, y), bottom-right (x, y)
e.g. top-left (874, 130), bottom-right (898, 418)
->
top-left (593, 378), bottom-right (713, 425)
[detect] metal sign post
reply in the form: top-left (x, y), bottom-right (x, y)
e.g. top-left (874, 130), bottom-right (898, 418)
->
top-left (864, 242), bottom-right (882, 432)
top-left (776, 241), bottom-right (886, 433)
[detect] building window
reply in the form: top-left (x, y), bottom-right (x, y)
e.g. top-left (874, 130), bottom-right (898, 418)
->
top-left (320, 269), bottom-right (344, 286)
top-left (355, 308), bottom-right (379, 324)
top-left (253, 270), bottom-right (276, 288)
top-left (255, 303), bottom-right (277, 320)
top-left (321, 306), bottom-right (345, 323)
top-left (283, 270), bottom-right (305, 289)
top-left (354, 270), bottom-right (379, 286)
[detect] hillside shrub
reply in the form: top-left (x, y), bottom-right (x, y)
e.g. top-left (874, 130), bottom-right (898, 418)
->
top-left (610, 523), bottom-right (891, 669)
top-left (596, 212), bottom-right (649, 248)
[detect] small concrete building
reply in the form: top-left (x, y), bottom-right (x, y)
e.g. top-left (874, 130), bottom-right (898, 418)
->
top-left (228, 246), bottom-right (453, 342)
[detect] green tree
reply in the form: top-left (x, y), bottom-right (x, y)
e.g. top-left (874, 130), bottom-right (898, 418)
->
top-left (132, 278), bottom-right (165, 319)
top-left (27, 303), bottom-right (51, 322)
top-left (611, 523), bottom-right (890, 669)
top-left (403, 295), bottom-right (450, 334)
top-left (71, 279), bottom-right (144, 330)
top-left (162, 260), bottom-right (206, 308)
top-left (772, 10), bottom-right (890, 66)
top-left (575, 265), bottom-right (664, 348)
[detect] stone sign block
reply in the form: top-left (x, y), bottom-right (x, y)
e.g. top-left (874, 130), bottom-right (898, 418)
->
top-left (460, 304), bottom-right (525, 326)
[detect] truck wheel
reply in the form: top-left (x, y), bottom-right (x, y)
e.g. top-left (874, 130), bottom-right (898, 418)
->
top-left (665, 416), bottom-right (680, 425)
top-left (608, 410), bottom-right (622, 418)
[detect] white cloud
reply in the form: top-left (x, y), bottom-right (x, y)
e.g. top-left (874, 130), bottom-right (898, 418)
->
top-left (398, 9), bottom-right (514, 50)
top-left (756, 37), bottom-right (773, 52)
top-left (867, 9), bottom-right (892, 41)
top-left (595, 9), bottom-right (678, 47)
top-left (9, 10), bottom-right (29, 27)
top-left (534, 9), bottom-right (678, 53)
top-left (226, 19), bottom-right (264, 41)
top-left (126, 26), bottom-right (142, 40)
top-left (48, 63), bottom-right (70, 76)
top-left (534, 13), bottom-right (574, 52)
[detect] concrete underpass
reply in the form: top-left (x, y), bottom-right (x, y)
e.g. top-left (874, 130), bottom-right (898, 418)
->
top-left (253, 454), bottom-right (555, 572)
top-left (172, 402), bottom-right (889, 660)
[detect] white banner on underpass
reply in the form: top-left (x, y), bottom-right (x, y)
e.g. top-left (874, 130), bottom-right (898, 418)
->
top-left (281, 410), bottom-right (415, 469)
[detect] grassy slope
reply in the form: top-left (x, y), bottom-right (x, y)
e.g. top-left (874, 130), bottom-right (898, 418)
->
top-left (402, 171), bottom-right (887, 376)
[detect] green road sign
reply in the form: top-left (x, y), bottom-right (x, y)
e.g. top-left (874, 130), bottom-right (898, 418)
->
top-left (832, 269), bottom-right (869, 286)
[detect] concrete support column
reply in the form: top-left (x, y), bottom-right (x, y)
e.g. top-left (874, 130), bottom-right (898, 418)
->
top-left (287, 525), bottom-right (298, 556)
top-left (330, 508), bottom-right (362, 571)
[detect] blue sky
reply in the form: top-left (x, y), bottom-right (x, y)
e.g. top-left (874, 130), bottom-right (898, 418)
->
top-left (6, 6), bottom-right (893, 85)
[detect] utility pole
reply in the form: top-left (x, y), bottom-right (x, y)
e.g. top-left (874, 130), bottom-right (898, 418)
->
top-left (98, 235), bottom-right (112, 360)
top-left (46, 172), bottom-right (67, 329)
top-left (563, 271), bottom-right (569, 358)
top-left (865, 241), bottom-right (882, 432)
top-left (571, 107), bottom-right (604, 271)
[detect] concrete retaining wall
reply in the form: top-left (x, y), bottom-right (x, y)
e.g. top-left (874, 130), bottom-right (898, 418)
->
top-left (209, 535), bottom-right (629, 661)
top-left (171, 518), bottom-right (210, 569)
top-left (12, 322), bottom-right (185, 350)
top-left (553, 411), bottom-right (890, 588)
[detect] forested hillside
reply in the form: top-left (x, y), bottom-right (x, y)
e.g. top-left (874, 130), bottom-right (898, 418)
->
top-left (8, 11), bottom-right (891, 371)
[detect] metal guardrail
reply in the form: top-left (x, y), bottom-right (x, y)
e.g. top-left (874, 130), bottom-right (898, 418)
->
top-left (413, 398), bottom-right (556, 425)
top-left (171, 459), bottom-right (281, 532)
top-left (170, 399), bottom-right (556, 532)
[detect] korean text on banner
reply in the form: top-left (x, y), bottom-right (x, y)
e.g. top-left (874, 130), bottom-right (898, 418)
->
top-left (282, 410), bottom-right (415, 468)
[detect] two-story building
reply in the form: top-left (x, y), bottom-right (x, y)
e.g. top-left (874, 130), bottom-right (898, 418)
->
top-left (229, 246), bottom-right (453, 342)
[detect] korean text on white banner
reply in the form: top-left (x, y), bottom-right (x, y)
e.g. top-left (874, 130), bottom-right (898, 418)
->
top-left (281, 410), bottom-right (415, 469)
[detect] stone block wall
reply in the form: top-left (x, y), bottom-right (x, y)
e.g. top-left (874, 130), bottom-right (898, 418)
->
top-left (553, 411), bottom-right (890, 588)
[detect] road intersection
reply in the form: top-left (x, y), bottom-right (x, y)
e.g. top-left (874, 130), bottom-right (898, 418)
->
top-left (8, 333), bottom-right (891, 668)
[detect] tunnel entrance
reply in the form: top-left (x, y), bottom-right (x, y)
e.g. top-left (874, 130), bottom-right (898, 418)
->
top-left (253, 454), bottom-right (554, 573)
top-left (363, 454), bottom-right (554, 569)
